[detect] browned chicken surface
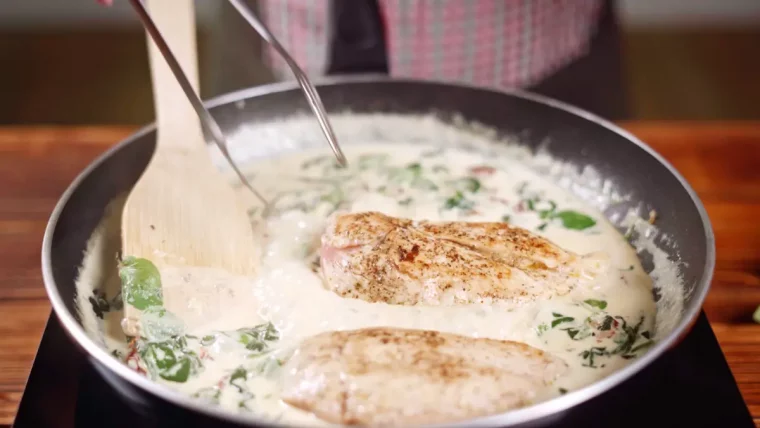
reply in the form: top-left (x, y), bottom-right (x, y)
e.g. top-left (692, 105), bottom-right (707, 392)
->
top-left (281, 327), bottom-right (568, 426)
top-left (320, 211), bottom-right (607, 306)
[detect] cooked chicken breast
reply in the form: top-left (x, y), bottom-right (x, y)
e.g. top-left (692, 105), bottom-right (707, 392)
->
top-left (281, 327), bottom-right (568, 426)
top-left (320, 211), bottom-right (608, 306)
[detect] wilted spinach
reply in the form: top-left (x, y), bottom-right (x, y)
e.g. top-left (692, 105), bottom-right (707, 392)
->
top-left (554, 210), bottom-right (597, 230)
top-left (120, 256), bottom-right (163, 310)
top-left (236, 322), bottom-right (279, 356)
top-left (444, 190), bottom-right (474, 211)
top-left (521, 195), bottom-right (597, 231)
top-left (137, 335), bottom-right (201, 383)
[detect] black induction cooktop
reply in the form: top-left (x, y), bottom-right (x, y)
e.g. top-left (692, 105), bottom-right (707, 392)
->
top-left (12, 311), bottom-right (754, 428)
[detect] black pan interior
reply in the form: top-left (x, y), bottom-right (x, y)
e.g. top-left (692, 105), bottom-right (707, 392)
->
top-left (50, 80), bottom-right (707, 326)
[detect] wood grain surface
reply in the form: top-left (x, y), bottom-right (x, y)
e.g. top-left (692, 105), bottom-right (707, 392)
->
top-left (1, 123), bottom-right (759, 426)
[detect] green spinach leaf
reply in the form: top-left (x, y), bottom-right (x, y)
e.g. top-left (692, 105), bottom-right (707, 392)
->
top-left (459, 177), bottom-right (481, 193)
top-left (236, 322), bottom-right (280, 355)
top-left (584, 299), bottom-right (608, 310)
top-left (444, 191), bottom-right (474, 210)
top-left (120, 256), bottom-right (163, 310)
top-left (140, 306), bottom-right (185, 342)
top-left (554, 211), bottom-right (596, 230)
top-left (551, 316), bottom-right (575, 328)
top-left (140, 341), bottom-right (193, 383)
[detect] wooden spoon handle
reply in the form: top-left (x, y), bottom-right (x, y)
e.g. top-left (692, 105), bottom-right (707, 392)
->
top-left (145, 0), bottom-right (203, 149)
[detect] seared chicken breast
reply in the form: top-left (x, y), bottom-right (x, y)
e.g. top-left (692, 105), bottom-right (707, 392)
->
top-left (281, 327), bottom-right (568, 426)
top-left (320, 211), bottom-right (607, 306)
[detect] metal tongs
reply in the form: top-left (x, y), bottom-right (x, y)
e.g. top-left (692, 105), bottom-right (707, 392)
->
top-left (128, 0), bottom-right (347, 206)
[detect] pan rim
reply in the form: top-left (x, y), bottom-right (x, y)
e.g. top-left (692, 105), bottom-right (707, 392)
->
top-left (41, 75), bottom-right (715, 427)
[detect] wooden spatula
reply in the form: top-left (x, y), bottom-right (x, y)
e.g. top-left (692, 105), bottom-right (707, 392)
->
top-left (120, 0), bottom-right (258, 335)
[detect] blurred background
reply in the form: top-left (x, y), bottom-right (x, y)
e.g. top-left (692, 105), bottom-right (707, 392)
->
top-left (1, 0), bottom-right (759, 125)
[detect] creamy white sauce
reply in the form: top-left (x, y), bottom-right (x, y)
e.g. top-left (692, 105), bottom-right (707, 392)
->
top-left (75, 113), bottom-right (682, 427)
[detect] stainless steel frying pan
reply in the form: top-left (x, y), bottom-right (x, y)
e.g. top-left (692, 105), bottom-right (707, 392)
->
top-left (41, 77), bottom-right (714, 427)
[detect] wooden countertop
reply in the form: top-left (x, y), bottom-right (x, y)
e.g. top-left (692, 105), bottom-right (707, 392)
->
top-left (1, 122), bottom-right (759, 426)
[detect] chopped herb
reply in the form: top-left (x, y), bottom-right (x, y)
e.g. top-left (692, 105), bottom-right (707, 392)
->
top-left (119, 256), bottom-right (163, 310)
top-left (551, 316), bottom-right (575, 328)
top-left (406, 163), bottom-right (422, 175)
top-left (568, 326), bottom-right (593, 341)
top-left (536, 323), bottom-right (548, 335)
top-left (537, 222), bottom-right (548, 231)
top-left (584, 299), bottom-right (608, 310)
top-left (460, 177), bottom-right (481, 193)
top-left (558, 387), bottom-right (568, 394)
top-left (600, 315), bottom-right (615, 331)
top-left (629, 340), bottom-right (655, 354)
top-left (389, 163), bottom-right (421, 182)
top-left (652, 287), bottom-right (662, 302)
top-left (193, 387), bottom-right (221, 405)
top-left (236, 322), bottom-right (280, 355)
top-left (139, 338), bottom-right (198, 383)
top-left (520, 197), bottom-right (596, 231)
top-left (580, 346), bottom-right (607, 368)
top-left (89, 289), bottom-right (110, 319)
top-left (240, 336), bottom-right (266, 352)
top-left (501, 215), bottom-right (511, 223)
top-left (241, 322), bottom-right (279, 341)
top-left (160, 357), bottom-right (191, 382)
top-left (537, 201), bottom-right (558, 219)
top-left (399, 197), bottom-right (413, 206)
top-left (230, 366), bottom-right (256, 413)
top-left (131, 319), bottom-right (280, 385)
top-left (611, 316), bottom-right (648, 357)
top-left (444, 191), bottom-right (474, 210)
top-left (388, 162), bottom-right (439, 190)
top-left (229, 366), bottom-right (248, 393)
top-left (545, 308), bottom-right (653, 367)
top-left (554, 210), bottom-right (596, 230)
top-left (254, 356), bottom-right (284, 376)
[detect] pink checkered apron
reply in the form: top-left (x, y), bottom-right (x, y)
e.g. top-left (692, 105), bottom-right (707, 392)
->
top-left (258, 0), bottom-right (604, 90)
